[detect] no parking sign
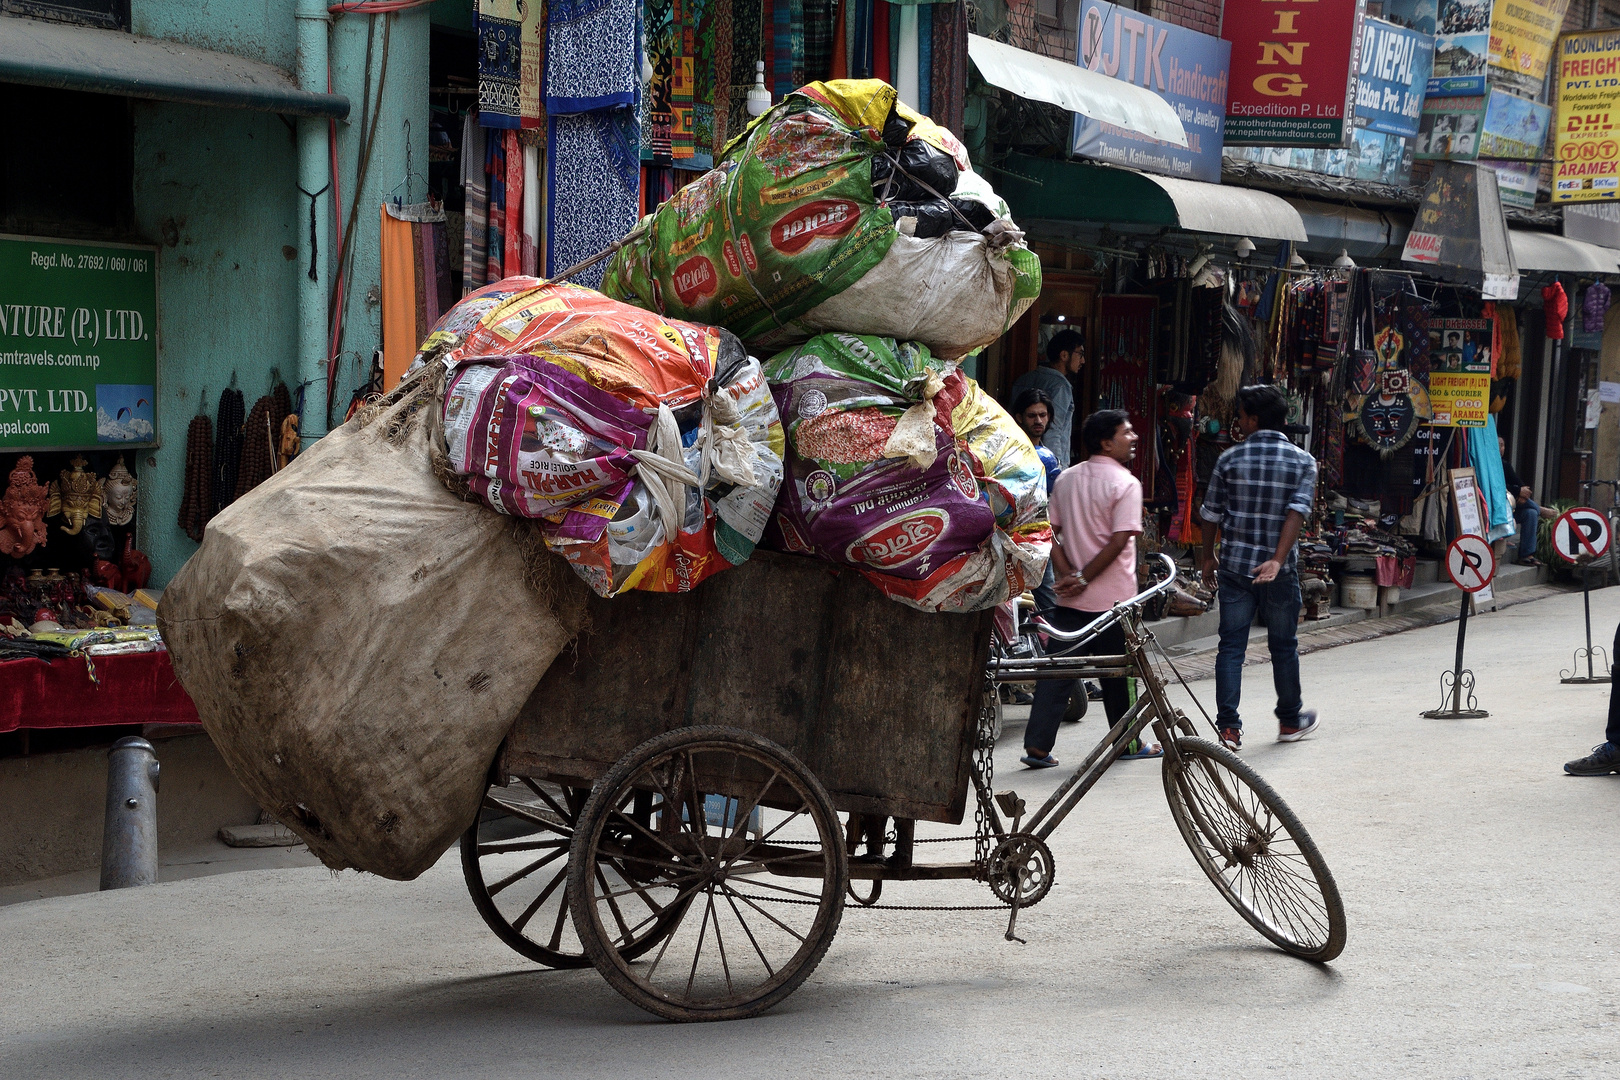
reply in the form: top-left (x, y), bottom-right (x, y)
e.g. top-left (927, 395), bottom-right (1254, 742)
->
top-left (1553, 508), bottom-right (1612, 565)
top-left (1446, 535), bottom-right (1496, 593)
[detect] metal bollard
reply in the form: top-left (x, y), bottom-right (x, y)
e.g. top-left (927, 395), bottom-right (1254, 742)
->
top-left (100, 737), bottom-right (160, 890)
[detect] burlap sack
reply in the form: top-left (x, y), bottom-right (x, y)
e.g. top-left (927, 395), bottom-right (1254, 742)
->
top-left (159, 371), bottom-right (585, 880)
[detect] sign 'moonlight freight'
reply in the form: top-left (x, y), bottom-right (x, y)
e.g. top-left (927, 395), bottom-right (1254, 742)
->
top-left (1223, 0), bottom-right (1368, 147)
top-left (1554, 29), bottom-right (1620, 203)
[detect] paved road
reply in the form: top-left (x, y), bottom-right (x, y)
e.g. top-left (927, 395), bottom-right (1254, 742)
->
top-left (4, 588), bottom-right (1618, 1078)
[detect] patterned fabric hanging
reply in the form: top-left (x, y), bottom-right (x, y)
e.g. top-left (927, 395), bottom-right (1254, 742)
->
top-left (930, 0), bottom-right (966, 136)
top-left (546, 109), bottom-right (642, 287)
top-left (643, 0), bottom-right (675, 164)
top-left (672, 0), bottom-right (696, 159)
top-left (519, 0), bottom-right (546, 131)
top-left (545, 0), bottom-right (641, 113)
top-left (477, 0), bottom-right (524, 129)
top-left (485, 133), bottom-right (507, 284)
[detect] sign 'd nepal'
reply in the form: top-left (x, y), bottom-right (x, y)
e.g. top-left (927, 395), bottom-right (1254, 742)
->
top-left (1224, 0), bottom-right (1368, 149)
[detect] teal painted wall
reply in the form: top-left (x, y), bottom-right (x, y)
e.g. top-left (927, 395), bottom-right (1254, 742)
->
top-left (119, 2), bottom-right (428, 584)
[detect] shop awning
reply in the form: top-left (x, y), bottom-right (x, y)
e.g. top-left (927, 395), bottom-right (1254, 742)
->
top-left (0, 16), bottom-right (350, 119)
top-left (993, 154), bottom-right (1308, 242)
top-left (1509, 229), bottom-right (1620, 275)
top-left (967, 35), bottom-right (1186, 148)
top-left (1402, 161), bottom-right (1518, 300)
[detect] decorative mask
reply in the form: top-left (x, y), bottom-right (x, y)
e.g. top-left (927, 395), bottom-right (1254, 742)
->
top-left (82, 516), bottom-right (117, 560)
top-left (47, 456), bottom-right (104, 536)
top-left (1354, 393), bottom-right (1420, 453)
top-left (0, 456), bottom-right (50, 558)
top-left (103, 455), bottom-right (137, 526)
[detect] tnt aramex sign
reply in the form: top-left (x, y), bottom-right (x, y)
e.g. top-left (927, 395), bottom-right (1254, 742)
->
top-left (1224, 0), bottom-right (1367, 148)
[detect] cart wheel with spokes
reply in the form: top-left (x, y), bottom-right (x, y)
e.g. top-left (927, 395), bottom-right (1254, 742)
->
top-left (568, 725), bottom-right (847, 1022)
top-left (461, 778), bottom-right (684, 969)
top-left (1162, 736), bottom-right (1347, 962)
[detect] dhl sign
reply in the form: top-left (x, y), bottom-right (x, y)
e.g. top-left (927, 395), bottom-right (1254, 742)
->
top-left (1223, 0), bottom-right (1367, 148)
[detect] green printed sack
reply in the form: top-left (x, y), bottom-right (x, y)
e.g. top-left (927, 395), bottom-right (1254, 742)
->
top-left (601, 79), bottom-right (1041, 360)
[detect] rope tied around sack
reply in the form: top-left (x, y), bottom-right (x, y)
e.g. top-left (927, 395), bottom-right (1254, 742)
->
top-left (883, 368), bottom-right (946, 471)
top-left (629, 404), bottom-right (703, 539)
top-left (698, 381), bottom-right (761, 490)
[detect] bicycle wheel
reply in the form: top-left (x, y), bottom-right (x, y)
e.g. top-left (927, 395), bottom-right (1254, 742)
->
top-left (569, 726), bottom-right (846, 1022)
top-left (462, 779), bottom-right (684, 969)
top-left (1162, 737), bottom-right (1346, 962)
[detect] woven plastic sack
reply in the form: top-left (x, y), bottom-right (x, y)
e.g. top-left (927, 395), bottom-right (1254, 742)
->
top-left (158, 371), bottom-right (586, 880)
top-left (600, 79), bottom-right (1041, 360)
top-left (427, 279), bottom-right (785, 597)
top-left (763, 333), bottom-right (1050, 612)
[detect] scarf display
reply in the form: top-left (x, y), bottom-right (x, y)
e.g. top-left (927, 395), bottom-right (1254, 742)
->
top-left (486, 132), bottom-right (508, 284)
top-left (461, 114), bottom-right (489, 293)
top-left (477, 0), bottom-right (524, 129)
top-left (672, 0), bottom-right (697, 160)
top-left (520, 0), bottom-right (546, 130)
top-left (930, 0), bottom-right (966, 136)
top-left (546, 0), bottom-right (641, 113)
top-left (380, 202), bottom-right (452, 388)
top-left (547, 109), bottom-right (642, 287)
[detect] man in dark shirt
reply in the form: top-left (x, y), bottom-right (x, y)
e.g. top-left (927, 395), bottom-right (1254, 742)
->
top-left (1199, 385), bottom-right (1319, 751)
top-left (1500, 436), bottom-right (1554, 566)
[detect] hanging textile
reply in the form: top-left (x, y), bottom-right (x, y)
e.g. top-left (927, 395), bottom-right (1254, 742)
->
top-left (711, 0), bottom-right (735, 150)
top-left (672, 0), bottom-right (697, 160)
top-left (930, 0), bottom-right (966, 136)
top-left (1584, 281), bottom-right (1611, 335)
top-left (894, 3), bottom-right (919, 110)
top-left (1466, 414), bottom-right (1516, 542)
top-left (477, 0), bottom-right (524, 129)
top-left (504, 129), bottom-right (524, 274)
top-left (522, 141), bottom-right (541, 276)
top-left (831, 0), bottom-right (848, 79)
top-left (642, 163), bottom-right (676, 214)
top-left (461, 114), bottom-right (489, 294)
top-left (773, 0), bottom-right (793, 97)
top-left (485, 133), bottom-right (507, 283)
top-left (917, 4), bottom-right (932, 114)
top-left (1097, 295), bottom-right (1160, 498)
top-left (380, 202), bottom-right (450, 390)
top-left (546, 109), bottom-right (642, 287)
top-left (545, 0), bottom-right (640, 113)
top-left (851, 0), bottom-right (868, 78)
top-left (872, 0), bottom-right (891, 83)
top-left (644, 0), bottom-right (675, 163)
top-left (519, 0), bottom-right (545, 131)
top-left (1494, 300), bottom-right (1522, 379)
top-left (790, 0), bottom-right (806, 87)
top-left (728, 0), bottom-right (762, 141)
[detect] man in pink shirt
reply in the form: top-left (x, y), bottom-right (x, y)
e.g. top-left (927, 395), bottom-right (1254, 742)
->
top-left (1022, 409), bottom-right (1150, 768)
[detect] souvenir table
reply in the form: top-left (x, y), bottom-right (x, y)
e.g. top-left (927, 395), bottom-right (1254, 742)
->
top-left (0, 650), bottom-right (199, 733)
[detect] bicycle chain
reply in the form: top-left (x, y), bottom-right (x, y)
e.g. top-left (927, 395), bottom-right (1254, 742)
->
top-left (728, 892), bottom-right (1010, 912)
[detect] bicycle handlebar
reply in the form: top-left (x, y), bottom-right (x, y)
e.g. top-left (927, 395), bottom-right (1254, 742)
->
top-left (1028, 552), bottom-right (1181, 646)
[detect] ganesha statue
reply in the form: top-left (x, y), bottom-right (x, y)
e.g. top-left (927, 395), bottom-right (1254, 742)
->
top-left (0, 456), bottom-right (50, 557)
top-left (47, 455), bottom-right (103, 536)
top-left (103, 455), bottom-right (137, 526)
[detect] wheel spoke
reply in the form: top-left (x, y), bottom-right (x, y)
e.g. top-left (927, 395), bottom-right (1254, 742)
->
top-left (545, 888), bottom-right (572, 951)
top-left (520, 778), bottom-right (575, 824)
top-left (483, 797), bottom-right (566, 834)
top-left (510, 865), bottom-right (568, 933)
top-left (709, 888), bottom-right (734, 997)
top-left (596, 864), bottom-right (637, 947)
top-left (721, 884), bottom-right (776, 978)
top-left (487, 847), bottom-right (567, 897)
top-left (719, 883), bottom-right (807, 943)
top-left (684, 887), bottom-right (717, 999)
top-left (477, 838), bottom-right (569, 857)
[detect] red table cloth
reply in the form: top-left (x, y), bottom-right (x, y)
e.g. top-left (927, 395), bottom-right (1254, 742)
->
top-left (0, 650), bottom-right (200, 733)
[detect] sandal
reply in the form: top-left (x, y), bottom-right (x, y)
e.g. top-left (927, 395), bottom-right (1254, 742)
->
top-left (1119, 738), bottom-right (1164, 759)
top-left (1020, 753), bottom-right (1060, 769)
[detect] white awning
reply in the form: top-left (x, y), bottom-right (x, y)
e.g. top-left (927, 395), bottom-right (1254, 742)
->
top-left (1143, 172), bottom-right (1308, 242)
top-left (1509, 229), bottom-right (1620, 274)
top-left (967, 34), bottom-right (1187, 148)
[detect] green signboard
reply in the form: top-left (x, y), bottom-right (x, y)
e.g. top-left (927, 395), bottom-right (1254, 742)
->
top-left (0, 234), bottom-right (159, 452)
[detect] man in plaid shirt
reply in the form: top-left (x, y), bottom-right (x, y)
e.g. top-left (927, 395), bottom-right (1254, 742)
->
top-left (1198, 385), bottom-right (1320, 750)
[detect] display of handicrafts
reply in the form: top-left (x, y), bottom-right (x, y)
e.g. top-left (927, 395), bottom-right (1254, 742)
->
top-left (0, 456), bottom-right (50, 557)
top-left (48, 455), bottom-right (104, 535)
top-left (103, 455), bottom-right (137, 526)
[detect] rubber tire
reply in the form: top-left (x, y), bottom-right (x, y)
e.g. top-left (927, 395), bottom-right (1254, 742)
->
top-left (1063, 686), bottom-right (1088, 722)
top-left (1162, 736), bottom-right (1347, 962)
top-left (568, 725), bottom-right (847, 1022)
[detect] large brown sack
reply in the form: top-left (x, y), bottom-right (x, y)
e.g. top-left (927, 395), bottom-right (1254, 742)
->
top-left (159, 371), bottom-right (584, 880)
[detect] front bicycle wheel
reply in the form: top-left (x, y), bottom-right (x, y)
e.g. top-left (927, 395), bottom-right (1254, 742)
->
top-left (1162, 737), bottom-right (1346, 962)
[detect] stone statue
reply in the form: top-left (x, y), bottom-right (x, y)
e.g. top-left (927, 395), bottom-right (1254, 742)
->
top-left (0, 456), bottom-right (50, 557)
top-left (47, 455), bottom-right (104, 536)
top-left (103, 455), bottom-right (137, 526)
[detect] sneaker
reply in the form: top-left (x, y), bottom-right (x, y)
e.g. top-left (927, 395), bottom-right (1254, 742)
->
top-left (1278, 710), bottom-right (1319, 743)
top-left (1565, 743), bottom-right (1620, 776)
top-left (1218, 727), bottom-right (1242, 751)
top-left (1085, 681), bottom-right (1103, 701)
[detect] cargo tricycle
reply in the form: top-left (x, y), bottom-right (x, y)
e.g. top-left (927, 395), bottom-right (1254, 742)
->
top-left (460, 551), bottom-right (1346, 1021)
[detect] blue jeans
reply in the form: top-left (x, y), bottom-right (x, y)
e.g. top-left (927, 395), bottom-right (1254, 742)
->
top-left (1032, 561), bottom-right (1058, 614)
top-left (1215, 569), bottom-right (1303, 730)
top-left (1516, 499), bottom-right (1541, 563)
